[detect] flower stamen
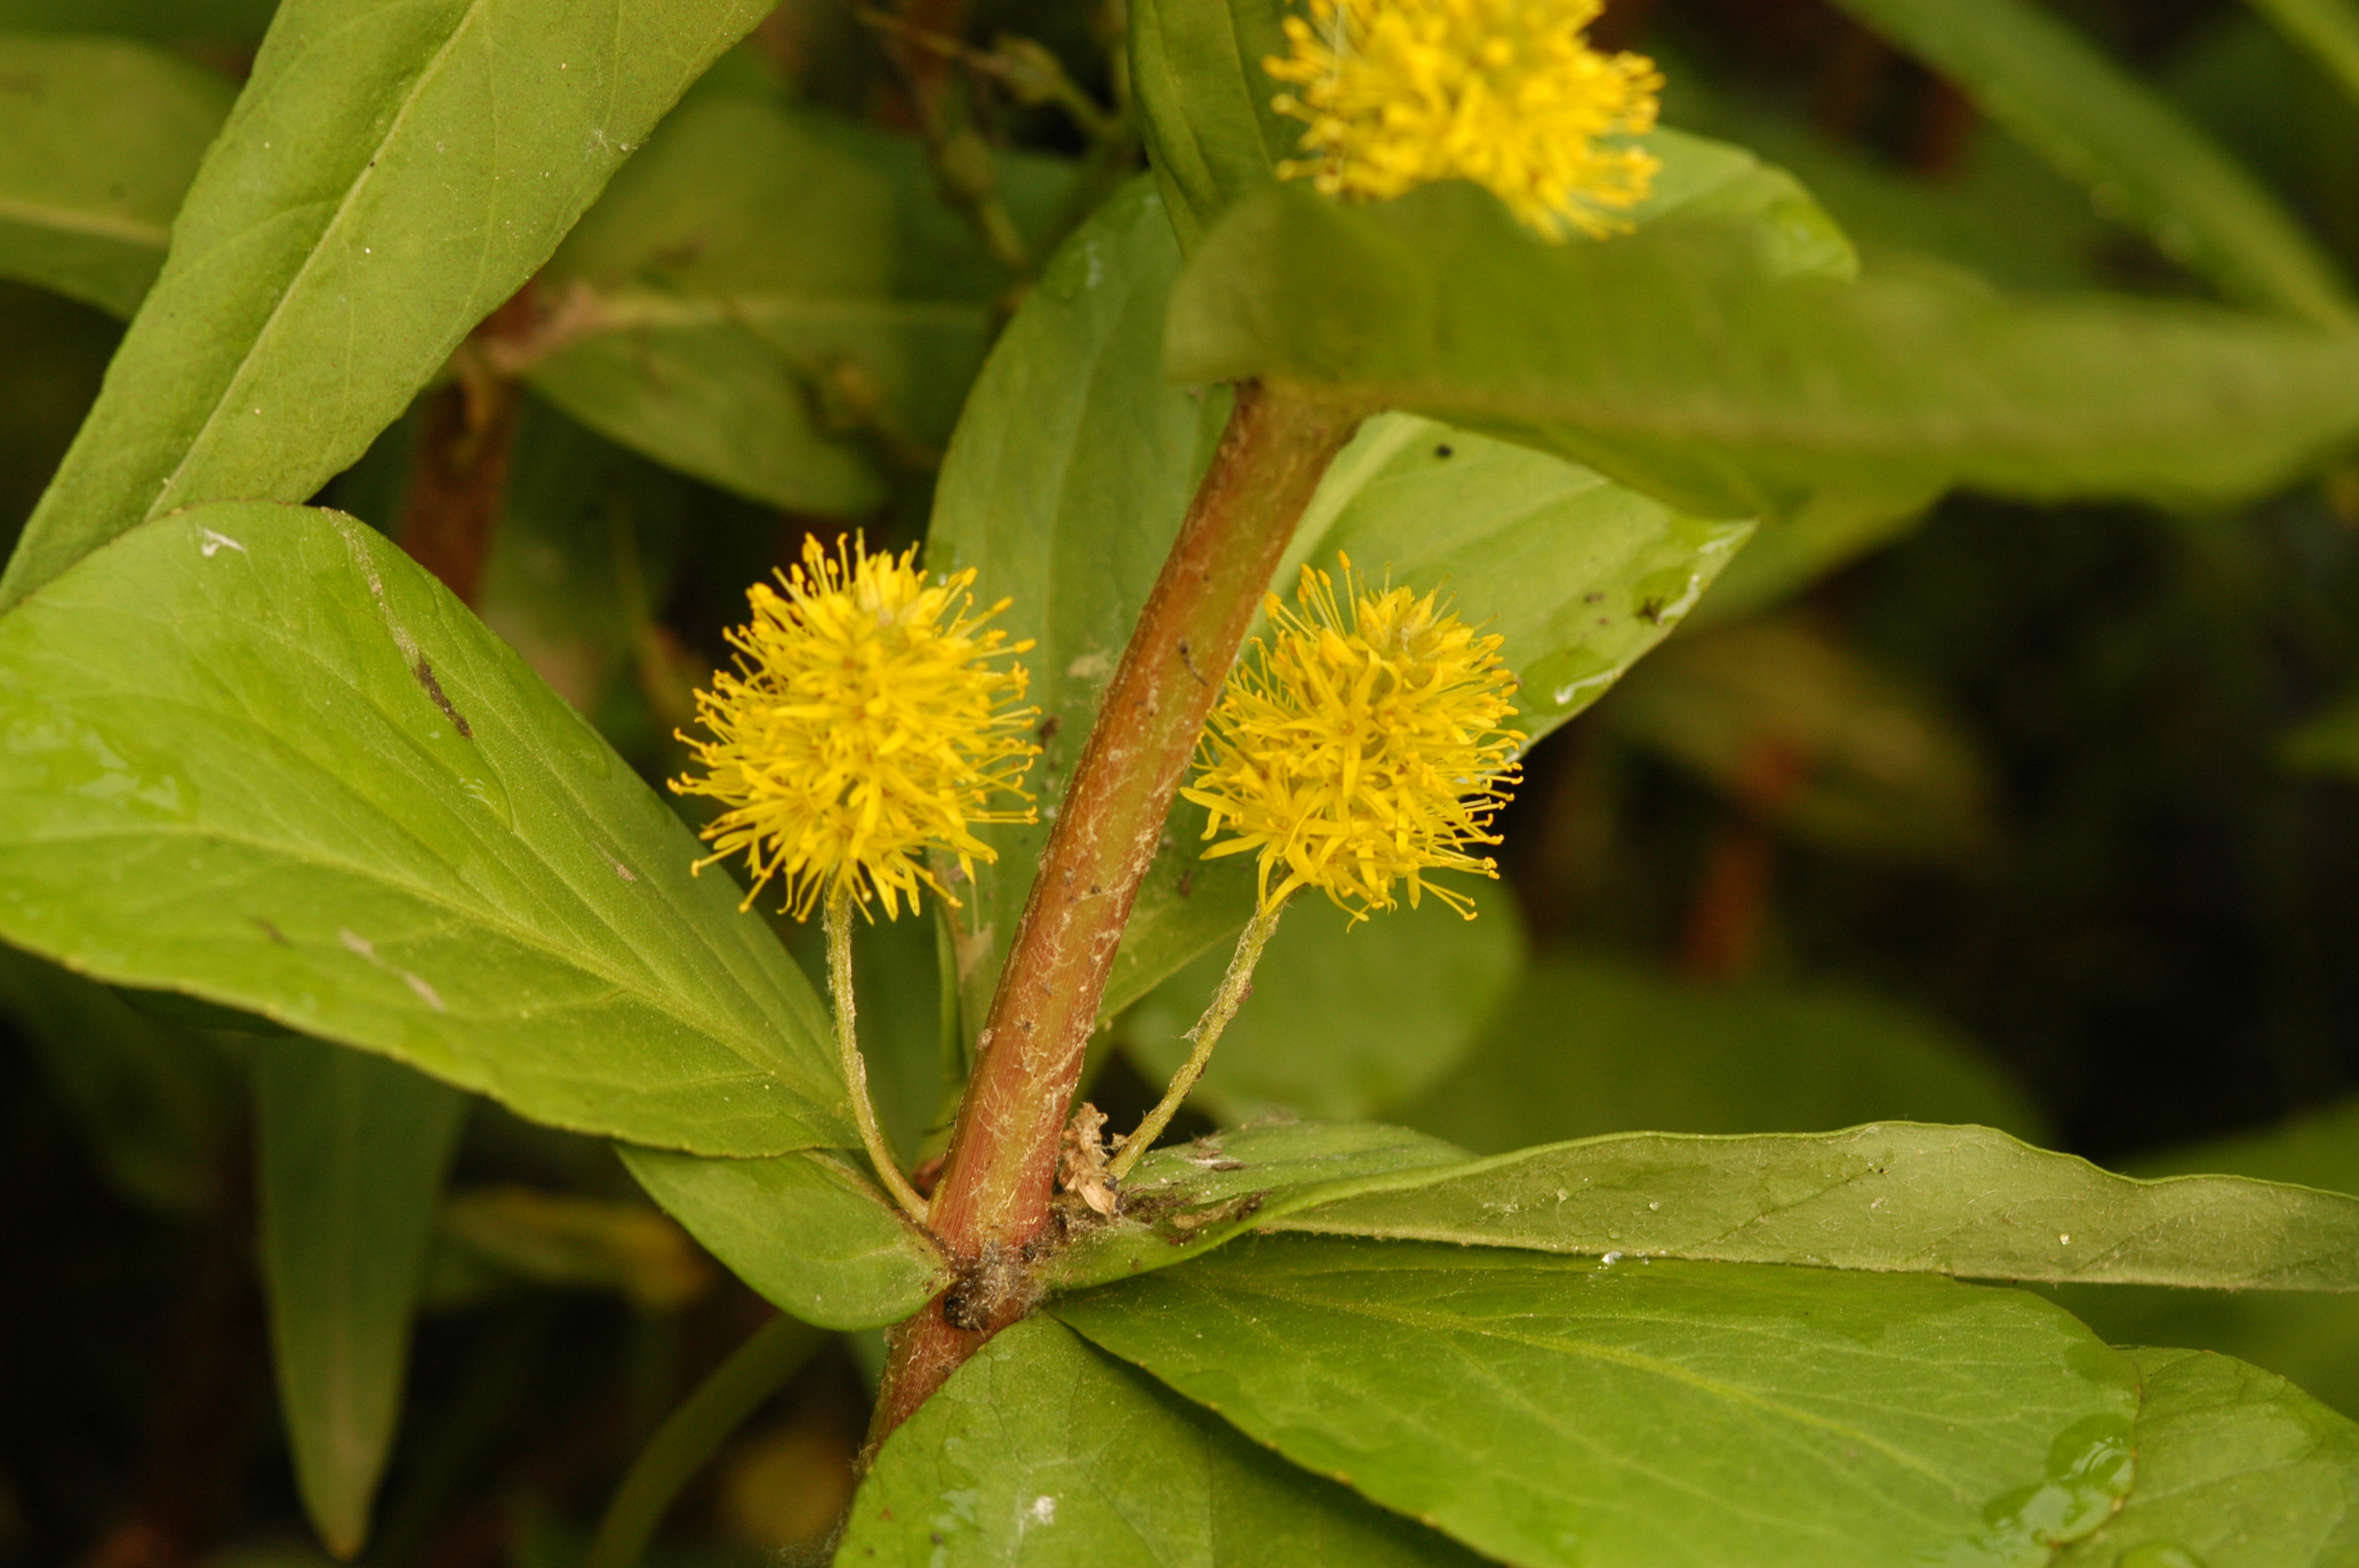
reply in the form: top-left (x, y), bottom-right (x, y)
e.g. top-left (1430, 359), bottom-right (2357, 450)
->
top-left (1263, 0), bottom-right (1663, 239)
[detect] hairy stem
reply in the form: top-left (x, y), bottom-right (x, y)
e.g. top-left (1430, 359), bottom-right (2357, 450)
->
top-left (1106, 900), bottom-right (1285, 1181)
top-left (583, 1313), bottom-right (827, 1568)
top-left (827, 890), bottom-right (933, 1224)
top-left (865, 379), bottom-right (1361, 1446)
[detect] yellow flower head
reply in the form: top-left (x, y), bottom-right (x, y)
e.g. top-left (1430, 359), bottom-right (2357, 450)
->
top-left (1182, 557), bottom-right (1524, 922)
top-left (671, 535), bottom-right (1038, 921)
top-left (1263, 0), bottom-right (1663, 239)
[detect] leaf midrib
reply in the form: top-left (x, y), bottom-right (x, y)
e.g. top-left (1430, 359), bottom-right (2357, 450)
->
top-left (145, 0), bottom-right (493, 524)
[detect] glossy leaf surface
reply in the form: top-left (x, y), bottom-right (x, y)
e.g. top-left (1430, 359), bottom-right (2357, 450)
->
top-left (2056, 1347), bottom-right (2359, 1567)
top-left (0, 503), bottom-right (849, 1155)
top-left (0, 34), bottom-right (230, 318)
top-left (0, 0), bottom-right (770, 610)
top-left (1169, 183), bottom-right (2359, 523)
top-left (616, 1145), bottom-right (947, 1330)
top-left (1050, 1120), bottom-right (2359, 1294)
top-left (1059, 1236), bottom-right (2139, 1568)
top-left (840, 1316), bottom-right (1485, 1566)
top-left (256, 1037), bottom-right (468, 1558)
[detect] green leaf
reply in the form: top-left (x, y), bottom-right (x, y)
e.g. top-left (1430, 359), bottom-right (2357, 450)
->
top-left (1121, 888), bottom-right (1525, 1123)
top-left (529, 93), bottom-right (1074, 514)
top-left (2056, 1347), bottom-right (2359, 1567)
top-left (0, 503), bottom-right (851, 1156)
top-left (1168, 183), bottom-right (2359, 523)
top-left (256, 1036), bottom-right (470, 1559)
top-left (1603, 613), bottom-right (1997, 863)
top-left (1665, 85), bottom-right (2111, 294)
top-left (2052, 1098), bottom-right (2359, 1421)
top-left (1401, 952), bottom-right (2047, 1153)
top-left (0, 34), bottom-right (231, 318)
top-left (0, 0), bottom-right (772, 612)
top-left (930, 179), bottom-right (1755, 1042)
top-left (1827, 0), bottom-right (2354, 324)
top-left (1126, 0), bottom-right (1292, 253)
top-left (616, 1146), bottom-right (948, 1330)
top-left (1048, 1120), bottom-right (2359, 1294)
top-left (0, 940), bottom-right (242, 1214)
top-left (2247, 0), bottom-right (2359, 107)
top-left (841, 1316), bottom-right (1485, 1566)
top-left (1058, 1236), bottom-right (2139, 1568)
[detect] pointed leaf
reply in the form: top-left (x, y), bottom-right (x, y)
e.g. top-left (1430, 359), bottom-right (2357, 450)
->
top-left (0, 34), bottom-right (231, 318)
top-left (1058, 1236), bottom-right (2141, 1568)
top-left (616, 1145), bottom-right (948, 1331)
top-left (256, 1037), bottom-right (468, 1559)
top-left (841, 1316), bottom-right (1485, 1566)
top-left (2247, 0), bottom-right (2359, 107)
top-left (0, 503), bottom-right (850, 1155)
top-left (1048, 1121), bottom-right (2359, 1294)
top-left (1168, 183), bottom-right (2359, 522)
top-left (0, 0), bottom-right (772, 611)
top-left (1826, 0), bottom-right (2354, 323)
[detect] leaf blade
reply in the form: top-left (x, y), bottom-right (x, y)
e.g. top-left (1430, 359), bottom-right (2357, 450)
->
top-left (841, 1315), bottom-right (1488, 1565)
top-left (0, 0), bottom-right (771, 610)
top-left (256, 1038), bottom-right (469, 1559)
top-left (1169, 183), bottom-right (2359, 520)
top-left (0, 34), bottom-right (231, 318)
top-left (616, 1145), bottom-right (948, 1331)
top-left (1057, 1236), bottom-right (2141, 1568)
top-left (1829, 0), bottom-right (2355, 322)
top-left (2057, 1346), bottom-right (2359, 1567)
top-left (0, 503), bottom-right (849, 1155)
top-left (1049, 1120), bottom-right (2359, 1294)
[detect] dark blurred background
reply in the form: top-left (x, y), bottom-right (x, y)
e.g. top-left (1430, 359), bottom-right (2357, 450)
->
top-left (5, 0), bottom-right (2359, 1562)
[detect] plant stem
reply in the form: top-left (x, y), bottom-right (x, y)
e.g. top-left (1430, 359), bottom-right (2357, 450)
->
top-left (1106, 900), bottom-right (1285, 1181)
top-left (827, 889), bottom-right (934, 1224)
top-left (864, 379), bottom-right (1361, 1446)
top-left (582, 1313), bottom-right (827, 1568)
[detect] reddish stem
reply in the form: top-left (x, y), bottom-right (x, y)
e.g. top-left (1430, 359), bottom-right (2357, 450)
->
top-left (397, 285), bottom-right (536, 606)
top-left (866, 381), bottom-right (1361, 1443)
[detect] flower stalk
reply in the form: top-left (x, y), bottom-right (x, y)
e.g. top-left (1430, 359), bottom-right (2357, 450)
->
top-left (1106, 900), bottom-right (1287, 1182)
top-left (826, 888), bottom-right (932, 1224)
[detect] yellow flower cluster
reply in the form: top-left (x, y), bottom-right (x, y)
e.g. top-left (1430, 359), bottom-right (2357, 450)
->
top-left (1183, 558), bottom-right (1524, 920)
top-left (1264, 0), bottom-right (1663, 239)
top-left (672, 535), bottom-right (1038, 921)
